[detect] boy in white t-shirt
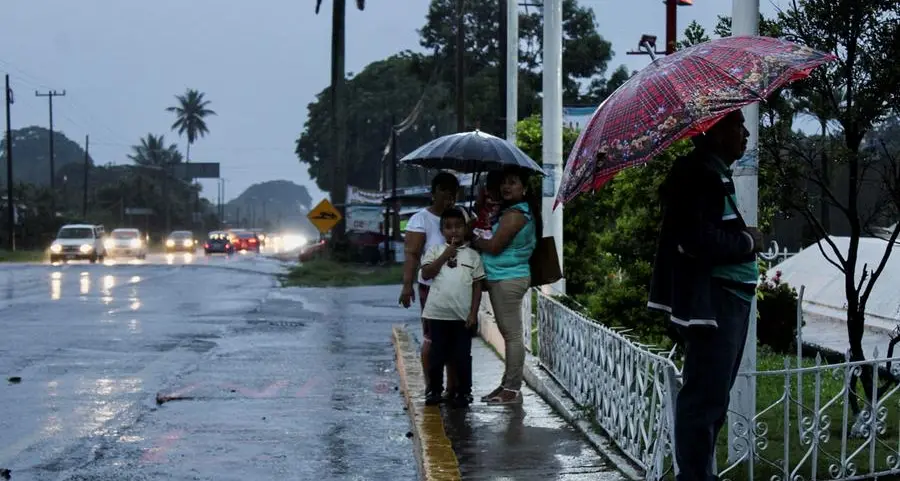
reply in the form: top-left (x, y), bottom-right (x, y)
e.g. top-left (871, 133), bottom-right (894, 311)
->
top-left (420, 207), bottom-right (485, 407)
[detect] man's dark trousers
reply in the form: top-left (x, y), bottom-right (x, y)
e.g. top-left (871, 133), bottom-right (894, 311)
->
top-left (426, 320), bottom-right (473, 396)
top-left (675, 284), bottom-right (751, 481)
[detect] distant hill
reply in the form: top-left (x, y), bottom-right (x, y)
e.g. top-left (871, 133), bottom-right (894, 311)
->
top-left (1, 126), bottom-right (90, 186)
top-left (225, 180), bottom-right (316, 235)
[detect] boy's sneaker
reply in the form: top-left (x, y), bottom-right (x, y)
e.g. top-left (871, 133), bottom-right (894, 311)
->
top-left (424, 391), bottom-right (443, 406)
top-left (450, 393), bottom-right (471, 408)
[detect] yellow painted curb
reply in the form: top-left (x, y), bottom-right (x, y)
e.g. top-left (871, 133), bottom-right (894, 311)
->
top-left (392, 325), bottom-right (461, 481)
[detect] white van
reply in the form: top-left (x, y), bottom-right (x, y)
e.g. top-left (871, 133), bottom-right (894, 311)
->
top-left (49, 224), bottom-right (109, 263)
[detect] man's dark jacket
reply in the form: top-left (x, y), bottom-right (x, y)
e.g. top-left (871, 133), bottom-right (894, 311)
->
top-left (648, 148), bottom-right (757, 328)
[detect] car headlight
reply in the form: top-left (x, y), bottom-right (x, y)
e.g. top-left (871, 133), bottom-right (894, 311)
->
top-left (183, 239), bottom-right (193, 247)
top-left (79, 244), bottom-right (93, 253)
top-left (166, 239), bottom-right (175, 247)
top-left (50, 243), bottom-right (62, 253)
top-left (104, 239), bottom-right (114, 249)
top-left (130, 239), bottom-right (142, 248)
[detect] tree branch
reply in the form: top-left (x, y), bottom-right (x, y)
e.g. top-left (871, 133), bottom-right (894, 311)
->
top-left (860, 211), bottom-right (900, 310)
top-left (800, 204), bottom-right (848, 273)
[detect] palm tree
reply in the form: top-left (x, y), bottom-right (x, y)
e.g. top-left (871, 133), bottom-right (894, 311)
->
top-left (166, 89), bottom-right (216, 163)
top-left (128, 134), bottom-right (182, 167)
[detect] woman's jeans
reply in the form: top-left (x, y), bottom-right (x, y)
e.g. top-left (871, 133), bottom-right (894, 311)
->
top-left (486, 276), bottom-right (530, 391)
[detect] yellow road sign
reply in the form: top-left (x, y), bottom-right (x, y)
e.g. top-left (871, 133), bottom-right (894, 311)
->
top-left (307, 199), bottom-right (343, 234)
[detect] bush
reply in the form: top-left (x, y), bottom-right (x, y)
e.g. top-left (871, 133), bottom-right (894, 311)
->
top-left (757, 264), bottom-right (801, 354)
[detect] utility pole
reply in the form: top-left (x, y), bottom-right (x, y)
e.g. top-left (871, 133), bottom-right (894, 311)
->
top-left (82, 135), bottom-right (89, 218)
top-left (391, 117), bottom-right (399, 241)
top-left (455, 0), bottom-right (465, 132)
top-left (665, 0), bottom-right (677, 54)
top-left (542, 0), bottom-right (564, 294)
top-left (35, 89), bottom-right (66, 193)
top-left (499, 0), bottom-right (508, 137)
top-left (163, 163), bottom-right (171, 233)
top-left (505, 0), bottom-right (518, 142)
top-left (330, 0), bottom-right (348, 241)
top-left (5, 75), bottom-right (14, 251)
top-left (727, 0), bottom-right (760, 466)
top-left (217, 178), bottom-right (223, 226)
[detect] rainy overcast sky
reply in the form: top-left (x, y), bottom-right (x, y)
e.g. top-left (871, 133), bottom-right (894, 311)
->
top-left (2, 0), bottom-right (790, 205)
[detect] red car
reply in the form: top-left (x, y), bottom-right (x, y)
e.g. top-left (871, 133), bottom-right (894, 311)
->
top-left (232, 231), bottom-right (261, 252)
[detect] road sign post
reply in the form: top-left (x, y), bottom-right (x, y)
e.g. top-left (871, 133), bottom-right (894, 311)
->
top-left (307, 199), bottom-right (343, 234)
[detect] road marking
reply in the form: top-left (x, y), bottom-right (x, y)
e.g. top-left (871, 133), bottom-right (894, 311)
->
top-left (295, 377), bottom-right (318, 397)
top-left (141, 429), bottom-right (184, 463)
top-left (223, 380), bottom-right (289, 398)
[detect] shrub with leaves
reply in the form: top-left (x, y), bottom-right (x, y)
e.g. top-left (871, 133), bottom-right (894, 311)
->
top-left (757, 263), bottom-right (801, 354)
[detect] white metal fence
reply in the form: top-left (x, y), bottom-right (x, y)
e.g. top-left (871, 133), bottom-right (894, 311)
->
top-left (528, 288), bottom-right (900, 481)
top-left (720, 354), bottom-right (900, 481)
top-left (534, 291), bottom-right (679, 478)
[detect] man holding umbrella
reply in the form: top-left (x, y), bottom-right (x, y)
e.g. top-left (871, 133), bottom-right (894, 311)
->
top-left (648, 110), bottom-right (763, 481)
top-left (553, 35), bottom-right (835, 480)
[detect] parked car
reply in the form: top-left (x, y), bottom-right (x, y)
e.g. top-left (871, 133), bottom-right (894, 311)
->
top-left (165, 230), bottom-right (196, 253)
top-left (204, 231), bottom-right (235, 256)
top-left (105, 228), bottom-right (148, 259)
top-left (49, 224), bottom-right (108, 263)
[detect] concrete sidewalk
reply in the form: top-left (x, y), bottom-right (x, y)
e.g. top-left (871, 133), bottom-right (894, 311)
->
top-left (393, 326), bottom-right (627, 481)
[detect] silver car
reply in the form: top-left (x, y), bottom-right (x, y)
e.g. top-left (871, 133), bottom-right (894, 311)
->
top-left (105, 228), bottom-right (148, 259)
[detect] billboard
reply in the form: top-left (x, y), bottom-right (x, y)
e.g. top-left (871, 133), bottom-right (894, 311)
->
top-left (172, 162), bottom-right (220, 180)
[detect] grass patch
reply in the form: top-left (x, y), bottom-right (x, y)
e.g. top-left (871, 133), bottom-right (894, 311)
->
top-left (0, 250), bottom-right (46, 262)
top-left (281, 259), bottom-right (403, 287)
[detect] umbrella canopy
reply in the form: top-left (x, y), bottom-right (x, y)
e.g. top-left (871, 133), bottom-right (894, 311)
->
top-left (556, 35), bottom-right (836, 206)
top-left (401, 130), bottom-right (543, 174)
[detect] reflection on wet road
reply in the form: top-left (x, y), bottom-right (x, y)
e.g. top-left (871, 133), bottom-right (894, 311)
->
top-left (0, 256), bottom-right (415, 480)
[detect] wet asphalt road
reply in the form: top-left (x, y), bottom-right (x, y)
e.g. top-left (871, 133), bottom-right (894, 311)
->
top-left (0, 253), bottom-right (416, 481)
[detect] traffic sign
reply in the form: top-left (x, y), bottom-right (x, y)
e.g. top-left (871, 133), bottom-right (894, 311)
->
top-left (307, 199), bottom-right (343, 234)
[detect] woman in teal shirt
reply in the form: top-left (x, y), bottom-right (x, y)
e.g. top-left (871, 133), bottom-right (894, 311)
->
top-left (472, 168), bottom-right (539, 405)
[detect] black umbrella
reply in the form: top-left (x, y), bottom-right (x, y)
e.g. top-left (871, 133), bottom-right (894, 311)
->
top-left (400, 130), bottom-right (543, 174)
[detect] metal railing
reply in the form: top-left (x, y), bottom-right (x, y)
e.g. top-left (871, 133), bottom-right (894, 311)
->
top-left (534, 290), bottom-right (679, 479)
top-left (720, 354), bottom-right (900, 481)
top-left (529, 287), bottom-right (900, 481)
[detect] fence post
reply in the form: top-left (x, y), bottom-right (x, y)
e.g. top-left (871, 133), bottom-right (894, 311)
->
top-left (796, 285), bottom-right (805, 439)
top-left (522, 288), bottom-right (533, 353)
top-left (663, 363), bottom-right (681, 479)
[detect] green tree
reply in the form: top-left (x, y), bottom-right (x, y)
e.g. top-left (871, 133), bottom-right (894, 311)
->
top-left (296, 0), bottom-right (623, 194)
top-left (773, 0), bottom-right (900, 366)
top-left (166, 89), bottom-right (216, 162)
top-left (295, 53), bottom-right (451, 192)
top-left (678, 20), bottom-right (710, 49)
top-left (722, 1), bottom-right (900, 367)
top-left (128, 134), bottom-right (182, 167)
top-left (418, 0), bottom-right (614, 108)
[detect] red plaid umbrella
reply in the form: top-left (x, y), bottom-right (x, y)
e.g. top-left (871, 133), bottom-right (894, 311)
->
top-left (555, 35), bottom-right (836, 206)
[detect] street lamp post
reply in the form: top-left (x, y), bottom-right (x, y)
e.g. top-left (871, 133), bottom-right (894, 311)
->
top-left (727, 0), bottom-right (760, 465)
top-left (542, 0), bottom-right (564, 295)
